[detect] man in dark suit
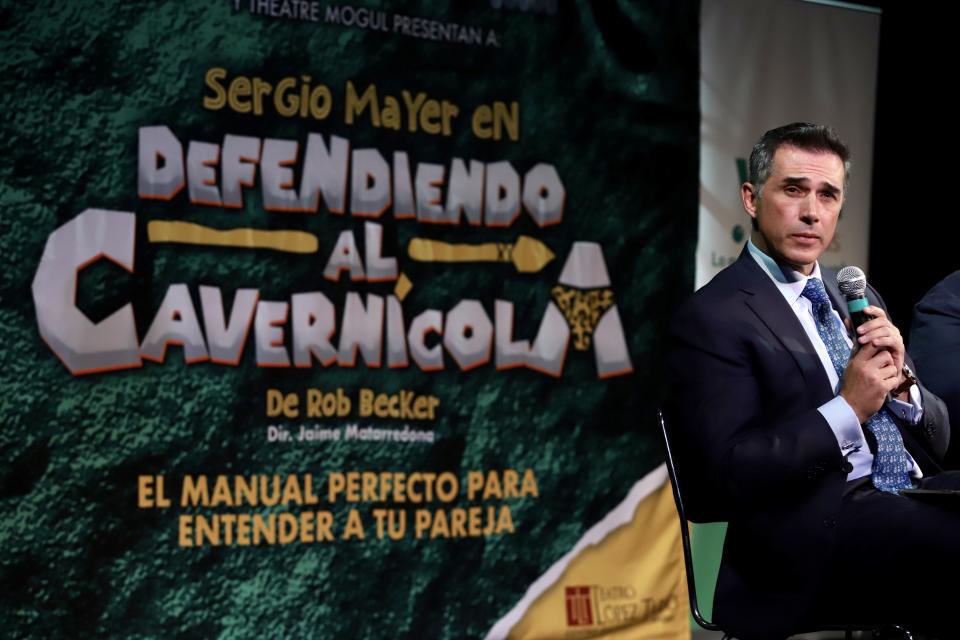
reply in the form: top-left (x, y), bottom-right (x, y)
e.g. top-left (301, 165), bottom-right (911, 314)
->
top-left (911, 270), bottom-right (960, 466)
top-left (666, 123), bottom-right (960, 639)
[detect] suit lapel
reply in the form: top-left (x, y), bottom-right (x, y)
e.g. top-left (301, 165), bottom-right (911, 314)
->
top-left (733, 249), bottom-right (835, 400)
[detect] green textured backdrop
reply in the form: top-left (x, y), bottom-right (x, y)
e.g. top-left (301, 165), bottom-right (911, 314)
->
top-left (0, 1), bottom-right (698, 637)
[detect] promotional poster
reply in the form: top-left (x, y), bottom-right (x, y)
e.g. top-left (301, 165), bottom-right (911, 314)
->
top-left (0, 2), bottom-right (698, 637)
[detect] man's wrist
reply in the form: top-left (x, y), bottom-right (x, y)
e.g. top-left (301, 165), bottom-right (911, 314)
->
top-left (892, 364), bottom-right (918, 397)
top-left (839, 389), bottom-right (870, 424)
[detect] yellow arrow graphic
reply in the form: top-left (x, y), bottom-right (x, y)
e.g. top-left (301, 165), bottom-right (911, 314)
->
top-left (407, 235), bottom-right (554, 273)
top-left (147, 220), bottom-right (318, 254)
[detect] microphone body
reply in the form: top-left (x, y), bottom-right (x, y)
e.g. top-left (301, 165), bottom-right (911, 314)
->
top-left (836, 266), bottom-right (871, 330)
top-left (848, 298), bottom-right (871, 331)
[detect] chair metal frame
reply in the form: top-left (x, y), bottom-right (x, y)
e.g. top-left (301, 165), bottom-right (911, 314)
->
top-left (657, 411), bottom-right (913, 640)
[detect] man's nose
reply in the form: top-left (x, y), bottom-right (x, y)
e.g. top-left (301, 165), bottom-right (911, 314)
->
top-left (799, 193), bottom-right (820, 223)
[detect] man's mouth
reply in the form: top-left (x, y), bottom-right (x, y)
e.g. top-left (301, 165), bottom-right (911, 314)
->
top-left (791, 233), bottom-right (820, 244)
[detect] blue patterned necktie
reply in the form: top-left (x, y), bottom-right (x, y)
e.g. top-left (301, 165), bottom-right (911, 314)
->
top-left (801, 277), bottom-right (913, 493)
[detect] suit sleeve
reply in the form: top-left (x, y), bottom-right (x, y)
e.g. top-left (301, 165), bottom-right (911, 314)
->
top-left (915, 379), bottom-right (950, 461)
top-left (868, 283), bottom-right (951, 462)
top-left (664, 297), bottom-right (845, 522)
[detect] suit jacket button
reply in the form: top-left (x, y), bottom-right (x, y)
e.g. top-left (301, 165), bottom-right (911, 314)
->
top-left (823, 518), bottom-right (837, 528)
top-left (841, 461), bottom-right (853, 473)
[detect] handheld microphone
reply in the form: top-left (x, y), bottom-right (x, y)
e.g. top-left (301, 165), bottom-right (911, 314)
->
top-left (836, 266), bottom-right (871, 329)
top-left (838, 266), bottom-right (914, 399)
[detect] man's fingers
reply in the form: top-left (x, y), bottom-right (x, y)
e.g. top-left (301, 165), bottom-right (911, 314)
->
top-left (863, 305), bottom-right (887, 320)
top-left (856, 317), bottom-right (896, 338)
top-left (851, 341), bottom-right (880, 360)
top-left (880, 359), bottom-right (898, 377)
top-left (851, 346), bottom-right (894, 372)
top-left (858, 328), bottom-right (900, 345)
top-left (870, 351), bottom-right (895, 369)
top-left (865, 335), bottom-right (901, 350)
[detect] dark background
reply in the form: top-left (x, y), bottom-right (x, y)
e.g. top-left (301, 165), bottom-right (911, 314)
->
top-left (867, 2), bottom-right (953, 334)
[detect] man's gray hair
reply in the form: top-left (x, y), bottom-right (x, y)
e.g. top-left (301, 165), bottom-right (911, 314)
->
top-left (749, 122), bottom-right (852, 197)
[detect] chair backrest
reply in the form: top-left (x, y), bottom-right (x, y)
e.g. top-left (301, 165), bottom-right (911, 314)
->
top-left (658, 411), bottom-right (914, 640)
top-left (657, 410), bottom-right (722, 633)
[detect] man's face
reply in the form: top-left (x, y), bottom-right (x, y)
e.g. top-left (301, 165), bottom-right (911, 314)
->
top-left (741, 145), bottom-right (845, 275)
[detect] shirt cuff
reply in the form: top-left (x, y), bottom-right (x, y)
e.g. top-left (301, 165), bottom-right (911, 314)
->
top-left (886, 384), bottom-right (923, 425)
top-left (818, 395), bottom-right (866, 453)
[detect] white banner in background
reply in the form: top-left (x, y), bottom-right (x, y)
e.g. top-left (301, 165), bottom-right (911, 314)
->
top-left (699, 0), bottom-right (881, 289)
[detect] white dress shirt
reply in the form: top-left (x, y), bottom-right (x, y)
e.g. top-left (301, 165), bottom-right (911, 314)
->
top-left (747, 241), bottom-right (923, 481)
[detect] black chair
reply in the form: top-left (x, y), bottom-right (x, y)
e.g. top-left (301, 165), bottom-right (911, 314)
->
top-left (657, 411), bottom-right (913, 640)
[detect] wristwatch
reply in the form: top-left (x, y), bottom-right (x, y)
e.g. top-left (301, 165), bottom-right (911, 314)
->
top-left (892, 364), bottom-right (918, 396)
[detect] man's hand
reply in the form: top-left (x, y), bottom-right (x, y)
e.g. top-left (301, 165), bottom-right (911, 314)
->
top-left (855, 305), bottom-right (905, 370)
top-left (840, 342), bottom-right (900, 423)
top-left (855, 305), bottom-right (908, 397)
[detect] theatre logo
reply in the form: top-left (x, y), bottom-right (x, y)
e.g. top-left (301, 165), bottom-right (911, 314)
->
top-left (564, 585), bottom-right (678, 629)
top-left (565, 586), bottom-right (594, 626)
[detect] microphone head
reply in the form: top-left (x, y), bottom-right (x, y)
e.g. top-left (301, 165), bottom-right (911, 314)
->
top-left (837, 265), bottom-right (867, 299)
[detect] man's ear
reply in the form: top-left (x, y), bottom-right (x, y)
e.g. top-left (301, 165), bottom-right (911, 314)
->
top-left (741, 182), bottom-right (758, 220)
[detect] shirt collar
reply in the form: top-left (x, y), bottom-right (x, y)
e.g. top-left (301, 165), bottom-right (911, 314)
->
top-left (747, 239), bottom-right (823, 305)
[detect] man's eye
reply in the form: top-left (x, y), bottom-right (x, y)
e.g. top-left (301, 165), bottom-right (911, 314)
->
top-left (784, 186), bottom-right (801, 194)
